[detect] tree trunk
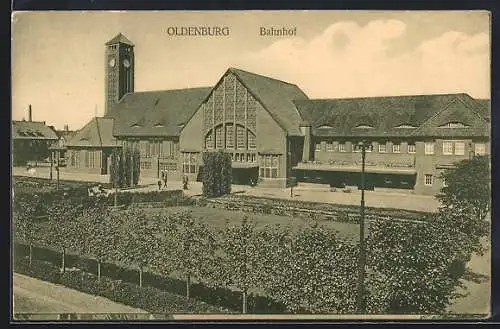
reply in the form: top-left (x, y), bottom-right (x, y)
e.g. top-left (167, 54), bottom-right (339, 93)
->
top-left (97, 260), bottom-right (101, 282)
top-left (29, 243), bottom-right (33, 266)
top-left (61, 247), bottom-right (66, 273)
top-left (186, 274), bottom-right (191, 299)
top-left (242, 289), bottom-right (248, 314)
top-left (114, 187), bottom-right (118, 207)
top-left (139, 267), bottom-right (143, 288)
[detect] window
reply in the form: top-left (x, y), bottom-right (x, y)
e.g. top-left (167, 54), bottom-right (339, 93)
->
top-left (236, 125), bottom-right (245, 149)
top-left (215, 126), bottom-right (223, 149)
top-left (205, 131), bottom-right (213, 149)
top-left (247, 130), bottom-right (256, 150)
top-left (442, 141), bottom-right (453, 155)
top-left (251, 153), bottom-right (256, 162)
top-left (85, 150), bottom-right (97, 168)
top-left (259, 154), bottom-right (279, 178)
top-left (315, 143), bottom-right (321, 151)
top-left (226, 124), bottom-right (234, 148)
top-left (159, 163), bottom-right (177, 172)
top-left (326, 142), bottom-right (334, 152)
top-left (424, 174), bottom-right (433, 186)
top-left (425, 142), bottom-right (435, 155)
top-left (408, 143), bottom-right (416, 154)
top-left (392, 143), bottom-right (401, 153)
top-left (140, 161), bottom-right (152, 170)
top-left (454, 141), bottom-right (465, 155)
top-left (475, 143), bottom-right (486, 155)
top-left (378, 143), bottom-right (386, 153)
top-left (339, 143), bottom-right (346, 153)
top-left (182, 152), bottom-right (198, 174)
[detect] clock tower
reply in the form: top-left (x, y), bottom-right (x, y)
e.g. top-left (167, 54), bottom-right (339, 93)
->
top-left (105, 33), bottom-right (135, 115)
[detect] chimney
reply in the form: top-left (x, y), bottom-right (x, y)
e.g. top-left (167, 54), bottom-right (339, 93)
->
top-left (64, 124), bottom-right (69, 132)
top-left (28, 104), bottom-right (32, 122)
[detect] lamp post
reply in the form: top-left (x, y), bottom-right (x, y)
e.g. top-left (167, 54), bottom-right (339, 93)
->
top-left (356, 140), bottom-right (372, 314)
top-left (469, 142), bottom-right (475, 160)
top-left (56, 151), bottom-right (60, 191)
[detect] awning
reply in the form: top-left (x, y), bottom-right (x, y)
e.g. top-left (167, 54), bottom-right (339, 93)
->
top-left (293, 163), bottom-right (416, 175)
top-left (232, 162), bottom-right (259, 169)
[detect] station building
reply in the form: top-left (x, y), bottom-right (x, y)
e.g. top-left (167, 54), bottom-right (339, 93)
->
top-left (67, 33), bottom-right (490, 195)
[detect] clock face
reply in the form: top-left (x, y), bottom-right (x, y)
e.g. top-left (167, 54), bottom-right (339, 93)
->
top-left (108, 58), bottom-right (116, 67)
top-left (123, 58), bottom-right (131, 68)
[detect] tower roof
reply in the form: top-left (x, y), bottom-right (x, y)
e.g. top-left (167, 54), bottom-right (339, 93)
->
top-left (105, 33), bottom-right (134, 46)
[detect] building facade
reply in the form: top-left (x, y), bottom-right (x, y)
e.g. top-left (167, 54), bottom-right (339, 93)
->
top-left (12, 106), bottom-right (59, 166)
top-left (73, 32), bottom-right (490, 195)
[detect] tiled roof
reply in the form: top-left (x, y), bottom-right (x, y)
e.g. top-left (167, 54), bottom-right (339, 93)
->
top-left (105, 33), bottom-right (134, 46)
top-left (106, 87), bottom-right (212, 137)
top-left (294, 93), bottom-right (489, 138)
top-left (66, 117), bottom-right (118, 147)
top-left (229, 68), bottom-right (309, 136)
top-left (12, 121), bottom-right (58, 140)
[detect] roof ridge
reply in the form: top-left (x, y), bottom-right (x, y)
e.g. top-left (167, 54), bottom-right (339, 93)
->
top-left (229, 67), bottom-right (300, 88)
top-left (302, 93), bottom-right (472, 102)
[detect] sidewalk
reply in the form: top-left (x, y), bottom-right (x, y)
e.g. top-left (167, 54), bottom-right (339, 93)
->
top-left (12, 166), bottom-right (440, 212)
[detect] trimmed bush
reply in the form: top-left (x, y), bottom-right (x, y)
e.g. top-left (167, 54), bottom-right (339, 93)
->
top-left (202, 151), bottom-right (232, 198)
top-left (13, 257), bottom-right (229, 314)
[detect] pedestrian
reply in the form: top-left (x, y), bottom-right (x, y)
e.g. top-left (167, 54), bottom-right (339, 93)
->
top-left (163, 170), bottom-right (168, 188)
top-left (182, 175), bottom-right (189, 190)
top-left (157, 179), bottom-right (162, 190)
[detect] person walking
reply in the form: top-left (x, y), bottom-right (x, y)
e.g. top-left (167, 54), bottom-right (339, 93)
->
top-left (182, 175), bottom-right (189, 190)
top-left (157, 179), bottom-right (162, 190)
top-left (162, 170), bottom-right (168, 188)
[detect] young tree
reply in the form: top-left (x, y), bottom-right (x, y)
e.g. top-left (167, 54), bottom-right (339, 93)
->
top-left (110, 148), bottom-right (122, 188)
top-left (132, 148), bottom-right (141, 186)
top-left (366, 219), bottom-right (461, 314)
top-left (78, 199), bottom-right (116, 281)
top-left (169, 211), bottom-right (218, 299)
top-left (45, 199), bottom-right (83, 272)
top-left (259, 222), bottom-right (358, 314)
top-left (436, 155), bottom-right (490, 256)
top-left (114, 208), bottom-right (162, 287)
top-left (217, 216), bottom-right (260, 313)
top-left (123, 147), bottom-right (132, 187)
top-left (202, 151), bottom-right (232, 198)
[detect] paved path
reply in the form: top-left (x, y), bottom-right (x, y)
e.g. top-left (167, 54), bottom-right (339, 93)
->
top-left (13, 273), bottom-right (150, 319)
top-left (12, 166), bottom-right (440, 212)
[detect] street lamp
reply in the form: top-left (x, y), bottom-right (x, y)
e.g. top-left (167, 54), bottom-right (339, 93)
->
top-left (469, 142), bottom-right (475, 160)
top-left (355, 140), bottom-right (372, 314)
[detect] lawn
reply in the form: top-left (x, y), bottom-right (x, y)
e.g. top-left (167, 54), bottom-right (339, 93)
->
top-left (146, 206), bottom-right (360, 243)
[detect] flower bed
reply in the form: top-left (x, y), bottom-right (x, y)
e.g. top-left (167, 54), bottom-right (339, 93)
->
top-left (198, 194), bottom-right (431, 224)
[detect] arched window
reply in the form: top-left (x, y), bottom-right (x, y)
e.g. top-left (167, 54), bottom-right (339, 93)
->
top-left (438, 122), bottom-right (470, 128)
top-left (355, 124), bottom-right (374, 129)
top-left (247, 130), bottom-right (256, 150)
top-left (205, 130), bottom-right (213, 149)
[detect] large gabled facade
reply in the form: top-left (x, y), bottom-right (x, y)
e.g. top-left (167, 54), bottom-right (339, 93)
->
top-left (179, 68), bottom-right (308, 187)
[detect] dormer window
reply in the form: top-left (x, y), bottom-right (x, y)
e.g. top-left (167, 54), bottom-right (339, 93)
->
top-left (317, 125), bottom-right (334, 129)
top-left (153, 123), bottom-right (165, 128)
top-left (355, 124), bottom-right (374, 129)
top-left (395, 124), bottom-right (416, 129)
top-left (177, 123), bottom-right (185, 128)
top-left (131, 123), bottom-right (142, 128)
top-left (438, 122), bottom-right (470, 128)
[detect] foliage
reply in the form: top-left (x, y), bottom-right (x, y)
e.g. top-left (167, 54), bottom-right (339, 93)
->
top-left (216, 216), bottom-right (260, 313)
top-left (437, 155), bottom-right (491, 222)
top-left (132, 148), bottom-right (141, 186)
top-left (202, 151), bottom-right (232, 198)
top-left (109, 147), bottom-right (140, 188)
top-left (169, 211), bottom-right (218, 297)
top-left (13, 257), bottom-right (229, 314)
top-left (436, 155), bottom-right (490, 259)
top-left (258, 222), bottom-right (358, 314)
top-left (366, 219), bottom-right (461, 314)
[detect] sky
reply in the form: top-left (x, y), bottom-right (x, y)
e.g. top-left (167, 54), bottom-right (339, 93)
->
top-left (11, 10), bottom-right (490, 130)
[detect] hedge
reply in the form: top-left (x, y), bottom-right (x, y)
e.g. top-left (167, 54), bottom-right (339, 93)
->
top-left (13, 242), bottom-right (287, 314)
top-left (217, 194), bottom-right (433, 220)
top-left (199, 196), bottom-right (430, 224)
top-left (13, 257), bottom-right (230, 314)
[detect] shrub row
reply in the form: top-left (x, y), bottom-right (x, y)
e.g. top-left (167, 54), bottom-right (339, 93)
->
top-left (13, 256), bottom-right (230, 314)
top-left (209, 194), bottom-right (432, 222)
top-left (14, 242), bottom-right (287, 314)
